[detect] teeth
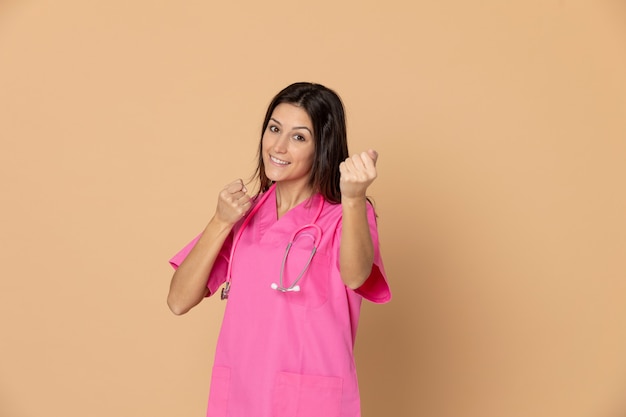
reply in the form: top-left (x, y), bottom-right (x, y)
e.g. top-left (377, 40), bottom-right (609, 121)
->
top-left (270, 156), bottom-right (289, 165)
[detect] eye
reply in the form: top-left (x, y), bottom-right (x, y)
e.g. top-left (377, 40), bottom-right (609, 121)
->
top-left (268, 125), bottom-right (279, 133)
top-left (293, 134), bottom-right (306, 142)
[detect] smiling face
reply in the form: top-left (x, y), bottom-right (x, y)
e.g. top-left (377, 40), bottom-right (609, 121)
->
top-left (261, 103), bottom-right (316, 193)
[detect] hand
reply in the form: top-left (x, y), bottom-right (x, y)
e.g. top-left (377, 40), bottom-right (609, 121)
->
top-left (339, 149), bottom-right (378, 200)
top-left (214, 179), bottom-right (252, 225)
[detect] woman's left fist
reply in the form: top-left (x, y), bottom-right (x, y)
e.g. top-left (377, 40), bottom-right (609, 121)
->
top-left (339, 149), bottom-right (378, 199)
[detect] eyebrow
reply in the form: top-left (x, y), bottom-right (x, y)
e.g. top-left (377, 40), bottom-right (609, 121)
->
top-left (270, 118), bottom-right (313, 135)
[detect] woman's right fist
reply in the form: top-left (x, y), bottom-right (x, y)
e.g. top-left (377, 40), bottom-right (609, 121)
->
top-left (215, 179), bottom-right (251, 225)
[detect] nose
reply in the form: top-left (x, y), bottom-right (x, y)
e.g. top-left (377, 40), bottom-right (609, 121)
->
top-left (272, 133), bottom-right (289, 153)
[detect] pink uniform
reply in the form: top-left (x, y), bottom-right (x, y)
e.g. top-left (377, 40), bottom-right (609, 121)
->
top-left (170, 185), bottom-right (391, 417)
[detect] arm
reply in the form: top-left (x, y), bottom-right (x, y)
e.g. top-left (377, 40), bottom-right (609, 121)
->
top-left (339, 150), bottom-right (378, 289)
top-left (167, 179), bottom-right (251, 315)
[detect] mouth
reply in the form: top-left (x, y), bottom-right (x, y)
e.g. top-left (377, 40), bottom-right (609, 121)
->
top-left (269, 155), bottom-right (290, 166)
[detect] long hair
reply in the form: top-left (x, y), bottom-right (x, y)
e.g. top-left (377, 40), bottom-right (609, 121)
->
top-left (253, 82), bottom-right (349, 204)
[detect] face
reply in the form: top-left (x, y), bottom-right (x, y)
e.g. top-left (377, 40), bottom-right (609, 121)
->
top-left (262, 103), bottom-right (315, 191)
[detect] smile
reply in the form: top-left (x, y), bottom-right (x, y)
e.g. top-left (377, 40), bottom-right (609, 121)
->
top-left (270, 155), bottom-right (290, 165)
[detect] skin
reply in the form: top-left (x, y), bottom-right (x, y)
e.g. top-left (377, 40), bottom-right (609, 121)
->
top-left (167, 103), bottom-right (378, 314)
top-left (262, 104), bottom-right (317, 216)
top-left (338, 149), bottom-right (378, 289)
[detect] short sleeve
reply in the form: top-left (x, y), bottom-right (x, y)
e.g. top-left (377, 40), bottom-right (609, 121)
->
top-left (351, 202), bottom-right (392, 303)
top-left (168, 232), bottom-right (233, 297)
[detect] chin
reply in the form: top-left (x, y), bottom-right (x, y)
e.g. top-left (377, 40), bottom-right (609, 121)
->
top-left (264, 168), bottom-right (281, 183)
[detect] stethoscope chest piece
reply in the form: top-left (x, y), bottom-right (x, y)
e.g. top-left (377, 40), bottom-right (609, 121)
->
top-left (221, 282), bottom-right (230, 300)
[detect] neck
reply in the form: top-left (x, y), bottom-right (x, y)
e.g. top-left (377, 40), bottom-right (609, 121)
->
top-left (274, 182), bottom-right (314, 218)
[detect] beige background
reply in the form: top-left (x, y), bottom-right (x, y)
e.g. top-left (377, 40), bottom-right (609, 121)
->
top-left (1, 1), bottom-right (625, 416)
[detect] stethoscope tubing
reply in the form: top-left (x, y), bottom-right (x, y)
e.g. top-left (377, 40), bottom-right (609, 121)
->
top-left (221, 184), bottom-right (324, 300)
top-left (275, 224), bottom-right (322, 292)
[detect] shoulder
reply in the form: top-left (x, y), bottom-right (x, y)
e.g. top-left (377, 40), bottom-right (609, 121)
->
top-left (319, 197), bottom-right (378, 217)
top-left (320, 199), bottom-right (342, 220)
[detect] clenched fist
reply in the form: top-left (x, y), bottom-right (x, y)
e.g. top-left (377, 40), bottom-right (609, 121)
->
top-left (339, 149), bottom-right (378, 200)
top-left (215, 179), bottom-right (252, 226)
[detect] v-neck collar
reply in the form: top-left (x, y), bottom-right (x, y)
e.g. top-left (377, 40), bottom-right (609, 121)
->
top-left (255, 185), bottom-right (323, 244)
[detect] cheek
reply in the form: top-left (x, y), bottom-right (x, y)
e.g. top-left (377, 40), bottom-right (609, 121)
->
top-left (261, 135), bottom-right (273, 156)
top-left (300, 151), bottom-right (315, 172)
top-left (306, 147), bottom-right (316, 165)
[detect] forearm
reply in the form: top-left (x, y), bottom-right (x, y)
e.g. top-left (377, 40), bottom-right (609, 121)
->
top-left (339, 197), bottom-right (374, 289)
top-left (167, 216), bottom-right (233, 315)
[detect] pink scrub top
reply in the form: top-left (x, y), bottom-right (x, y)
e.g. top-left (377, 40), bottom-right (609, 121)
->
top-left (170, 186), bottom-right (391, 417)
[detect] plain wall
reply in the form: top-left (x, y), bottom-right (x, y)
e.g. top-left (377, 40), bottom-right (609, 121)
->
top-left (1, 1), bottom-right (625, 416)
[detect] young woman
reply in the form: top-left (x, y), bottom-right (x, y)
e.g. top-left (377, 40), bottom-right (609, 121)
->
top-left (167, 82), bottom-right (391, 417)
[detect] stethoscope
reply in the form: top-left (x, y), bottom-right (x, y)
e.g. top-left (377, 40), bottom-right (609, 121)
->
top-left (221, 184), bottom-right (324, 300)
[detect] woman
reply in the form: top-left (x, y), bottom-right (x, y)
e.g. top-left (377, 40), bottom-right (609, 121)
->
top-left (167, 82), bottom-right (391, 417)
